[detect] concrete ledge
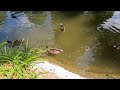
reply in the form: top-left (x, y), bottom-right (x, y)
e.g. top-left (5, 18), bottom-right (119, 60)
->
top-left (33, 61), bottom-right (87, 79)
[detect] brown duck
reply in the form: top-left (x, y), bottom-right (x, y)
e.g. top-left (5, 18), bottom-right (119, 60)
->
top-left (46, 46), bottom-right (63, 55)
top-left (60, 23), bottom-right (65, 32)
top-left (7, 38), bottom-right (24, 47)
top-left (113, 43), bottom-right (120, 50)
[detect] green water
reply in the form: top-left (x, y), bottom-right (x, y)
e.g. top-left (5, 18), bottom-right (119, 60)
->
top-left (1, 11), bottom-right (120, 78)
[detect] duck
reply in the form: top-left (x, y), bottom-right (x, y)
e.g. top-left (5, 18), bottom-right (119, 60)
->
top-left (7, 38), bottom-right (25, 47)
top-left (60, 23), bottom-right (65, 32)
top-left (113, 43), bottom-right (120, 50)
top-left (46, 46), bottom-right (63, 55)
top-left (11, 14), bottom-right (17, 18)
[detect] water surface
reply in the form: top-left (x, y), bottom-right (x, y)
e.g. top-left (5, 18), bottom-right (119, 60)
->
top-left (1, 11), bottom-right (120, 78)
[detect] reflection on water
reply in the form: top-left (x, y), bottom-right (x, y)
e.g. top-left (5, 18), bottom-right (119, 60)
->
top-left (98, 11), bottom-right (120, 33)
top-left (0, 11), bottom-right (35, 42)
top-left (1, 11), bottom-right (120, 78)
top-left (75, 47), bottom-right (95, 73)
top-left (28, 11), bottom-right (54, 48)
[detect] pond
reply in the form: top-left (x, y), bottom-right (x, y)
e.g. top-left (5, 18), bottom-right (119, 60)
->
top-left (1, 11), bottom-right (120, 79)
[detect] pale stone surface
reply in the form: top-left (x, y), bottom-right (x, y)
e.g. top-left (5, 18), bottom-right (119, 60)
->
top-left (32, 61), bottom-right (87, 79)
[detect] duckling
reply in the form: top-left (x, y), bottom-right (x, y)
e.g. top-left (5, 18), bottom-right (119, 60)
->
top-left (60, 23), bottom-right (65, 32)
top-left (7, 38), bottom-right (24, 47)
top-left (46, 46), bottom-right (63, 55)
top-left (113, 43), bottom-right (120, 50)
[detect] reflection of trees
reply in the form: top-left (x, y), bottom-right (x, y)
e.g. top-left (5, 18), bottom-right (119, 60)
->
top-left (92, 11), bottom-right (120, 59)
top-left (26, 11), bottom-right (55, 48)
top-left (51, 11), bottom-right (97, 65)
top-left (93, 31), bottom-right (115, 56)
top-left (58, 11), bottom-right (113, 19)
top-left (0, 11), bottom-right (36, 42)
top-left (98, 11), bottom-right (120, 33)
top-left (91, 32), bottom-right (120, 69)
top-left (65, 11), bottom-right (112, 27)
top-left (0, 11), bottom-right (6, 24)
top-left (92, 11), bottom-right (113, 25)
top-left (59, 11), bottom-right (83, 17)
top-left (26, 11), bottom-right (47, 25)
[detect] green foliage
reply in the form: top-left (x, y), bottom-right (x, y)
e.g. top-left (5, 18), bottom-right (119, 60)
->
top-left (0, 40), bottom-right (45, 79)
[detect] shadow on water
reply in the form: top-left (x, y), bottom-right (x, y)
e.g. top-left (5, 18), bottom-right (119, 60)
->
top-left (1, 11), bottom-right (120, 78)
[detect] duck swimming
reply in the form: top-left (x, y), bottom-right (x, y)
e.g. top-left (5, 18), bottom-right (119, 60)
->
top-left (46, 46), bottom-right (63, 55)
top-left (60, 23), bottom-right (65, 32)
top-left (11, 14), bottom-right (17, 18)
top-left (113, 43), bottom-right (120, 50)
top-left (7, 38), bottom-right (25, 47)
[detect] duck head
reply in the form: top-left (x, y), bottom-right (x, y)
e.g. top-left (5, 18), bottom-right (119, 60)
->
top-left (113, 43), bottom-right (120, 50)
top-left (60, 23), bottom-right (65, 32)
top-left (7, 38), bottom-right (25, 47)
top-left (60, 23), bottom-right (64, 26)
top-left (11, 14), bottom-right (17, 18)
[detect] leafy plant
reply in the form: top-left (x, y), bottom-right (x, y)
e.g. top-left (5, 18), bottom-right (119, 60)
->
top-left (0, 40), bottom-right (45, 79)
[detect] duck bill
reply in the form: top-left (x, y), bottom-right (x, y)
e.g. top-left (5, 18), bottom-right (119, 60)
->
top-left (113, 45), bottom-right (117, 48)
top-left (60, 49), bottom-right (63, 52)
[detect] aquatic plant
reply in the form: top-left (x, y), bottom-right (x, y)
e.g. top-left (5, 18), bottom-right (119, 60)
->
top-left (0, 40), bottom-right (44, 79)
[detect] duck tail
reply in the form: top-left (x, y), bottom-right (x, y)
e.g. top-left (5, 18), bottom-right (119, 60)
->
top-left (46, 46), bottom-right (49, 48)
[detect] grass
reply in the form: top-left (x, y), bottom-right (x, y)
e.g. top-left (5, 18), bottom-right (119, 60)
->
top-left (0, 39), bottom-right (46, 79)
